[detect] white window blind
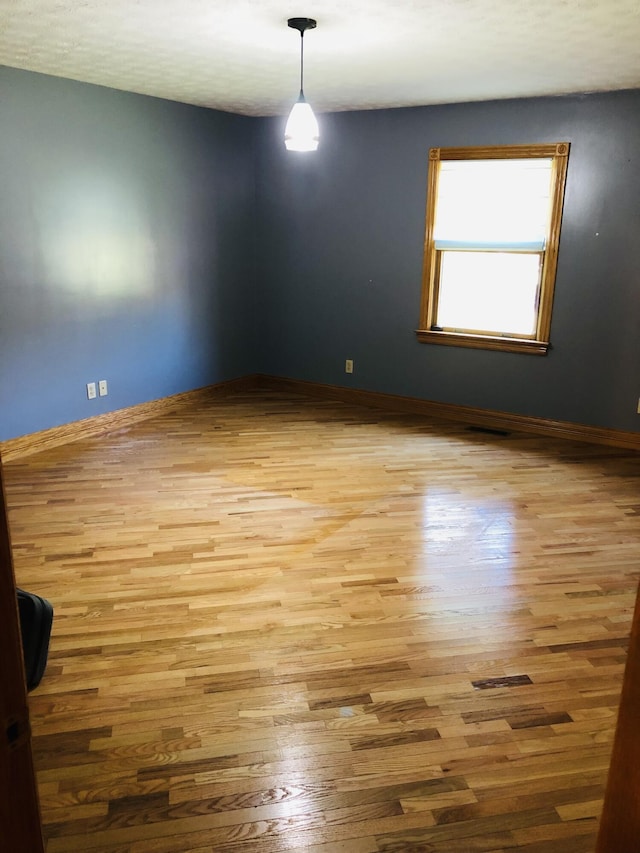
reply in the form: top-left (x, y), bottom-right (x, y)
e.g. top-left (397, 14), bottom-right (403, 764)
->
top-left (433, 159), bottom-right (553, 251)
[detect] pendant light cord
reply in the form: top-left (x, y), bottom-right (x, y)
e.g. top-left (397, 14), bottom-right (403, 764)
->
top-left (299, 31), bottom-right (305, 96)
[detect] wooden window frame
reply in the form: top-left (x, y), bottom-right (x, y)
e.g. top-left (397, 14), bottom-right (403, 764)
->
top-left (416, 143), bottom-right (570, 355)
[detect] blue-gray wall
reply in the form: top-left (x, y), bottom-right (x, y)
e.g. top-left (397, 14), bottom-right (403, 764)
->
top-left (0, 67), bottom-right (258, 441)
top-left (1, 67), bottom-right (639, 440)
top-left (257, 92), bottom-right (640, 433)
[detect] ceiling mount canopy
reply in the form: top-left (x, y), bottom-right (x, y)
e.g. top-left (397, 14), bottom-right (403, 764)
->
top-left (287, 17), bottom-right (317, 36)
top-left (284, 17), bottom-right (319, 152)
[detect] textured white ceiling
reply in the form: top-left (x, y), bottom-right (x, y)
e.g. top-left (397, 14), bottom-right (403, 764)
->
top-left (1, 0), bottom-right (639, 116)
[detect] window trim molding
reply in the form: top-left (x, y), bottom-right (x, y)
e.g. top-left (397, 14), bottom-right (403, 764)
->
top-left (414, 329), bottom-right (549, 355)
top-left (417, 142), bottom-right (570, 355)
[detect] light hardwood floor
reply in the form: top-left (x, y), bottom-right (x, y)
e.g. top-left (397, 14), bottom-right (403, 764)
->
top-left (4, 390), bottom-right (640, 853)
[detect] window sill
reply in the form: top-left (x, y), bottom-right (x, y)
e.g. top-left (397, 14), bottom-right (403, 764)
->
top-left (415, 329), bottom-right (550, 355)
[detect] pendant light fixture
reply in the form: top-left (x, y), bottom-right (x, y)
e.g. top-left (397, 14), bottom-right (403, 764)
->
top-left (284, 17), bottom-right (319, 152)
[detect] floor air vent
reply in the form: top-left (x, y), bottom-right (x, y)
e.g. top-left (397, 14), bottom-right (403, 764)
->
top-left (466, 425), bottom-right (511, 437)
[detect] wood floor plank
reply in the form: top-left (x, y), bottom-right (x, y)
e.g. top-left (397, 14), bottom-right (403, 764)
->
top-left (4, 390), bottom-right (640, 852)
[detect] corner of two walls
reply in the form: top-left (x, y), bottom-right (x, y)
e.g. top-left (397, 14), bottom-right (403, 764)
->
top-left (2, 70), bottom-right (639, 441)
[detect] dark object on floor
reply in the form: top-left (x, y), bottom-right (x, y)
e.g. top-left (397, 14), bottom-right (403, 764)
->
top-left (17, 589), bottom-right (54, 692)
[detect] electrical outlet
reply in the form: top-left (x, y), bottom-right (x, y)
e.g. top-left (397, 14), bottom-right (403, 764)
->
top-left (345, 359), bottom-right (354, 374)
top-left (99, 379), bottom-right (108, 397)
top-left (87, 382), bottom-right (97, 400)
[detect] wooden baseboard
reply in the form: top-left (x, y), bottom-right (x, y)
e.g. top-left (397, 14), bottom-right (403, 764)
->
top-left (255, 375), bottom-right (640, 451)
top-left (0, 376), bottom-right (256, 463)
top-left (3, 373), bottom-right (638, 461)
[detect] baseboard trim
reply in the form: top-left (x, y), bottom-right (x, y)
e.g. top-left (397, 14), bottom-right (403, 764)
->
top-left (0, 376), bottom-right (256, 463)
top-left (3, 373), bottom-right (638, 461)
top-left (256, 375), bottom-right (640, 451)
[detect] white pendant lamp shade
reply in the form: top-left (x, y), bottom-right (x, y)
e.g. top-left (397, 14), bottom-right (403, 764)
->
top-left (285, 18), bottom-right (319, 152)
top-left (285, 95), bottom-right (319, 151)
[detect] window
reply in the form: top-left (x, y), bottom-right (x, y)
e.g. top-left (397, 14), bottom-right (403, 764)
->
top-left (417, 143), bottom-right (570, 354)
